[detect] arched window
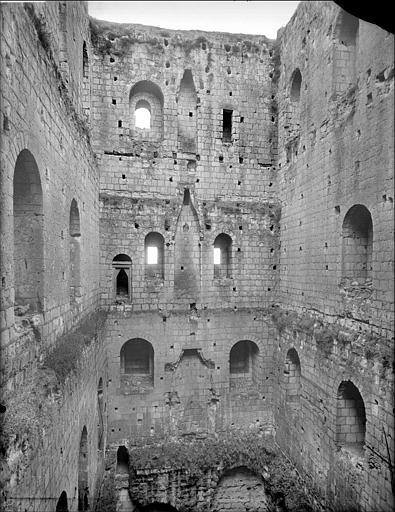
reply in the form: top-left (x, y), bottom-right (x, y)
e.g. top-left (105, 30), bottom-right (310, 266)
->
top-left (229, 340), bottom-right (259, 389)
top-left (129, 80), bottom-right (164, 141)
top-left (121, 339), bottom-right (153, 375)
top-left (135, 99), bottom-right (151, 129)
top-left (336, 381), bottom-right (366, 454)
top-left (56, 491), bottom-right (69, 512)
top-left (290, 68), bottom-right (302, 102)
top-left (97, 378), bottom-right (104, 450)
top-left (333, 11), bottom-right (359, 94)
top-left (214, 234), bottom-right (232, 278)
top-left (145, 233), bottom-right (164, 280)
top-left (78, 426), bottom-right (89, 511)
top-left (112, 254), bottom-right (132, 300)
top-left (116, 445), bottom-right (129, 474)
top-left (342, 205), bottom-right (373, 284)
top-left (69, 199), bottom-right (81, 302)
top-left (13, 150), bottom-right (44, 313)
top-left (284, 348), bottom-right (301, 407)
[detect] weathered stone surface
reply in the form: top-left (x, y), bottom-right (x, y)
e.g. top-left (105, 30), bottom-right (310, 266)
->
top-left (0, 1), bottom-right (393, 512)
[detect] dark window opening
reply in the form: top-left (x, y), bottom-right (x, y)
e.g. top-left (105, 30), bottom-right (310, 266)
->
top-left (56, 491), bottom-right (69, 512)
top-left (121, 339), bottom-right (154, 379)
top-left (183, 188), bottom-right (191, 205)
top-left (116, 445), bottom-right (129, 474)
top-left (290, 69), bottom-right (302, 102)
top-left (229, 341), bottom-right (259, 389)
top-left (112, 254), bottom-right (132, 300)
top-left (223, 109), bottom-right (233, 142)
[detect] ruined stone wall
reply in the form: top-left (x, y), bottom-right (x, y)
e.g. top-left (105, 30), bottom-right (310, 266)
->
top-left (104, 309), bottom-right (275, 446)
top-left (274, 2), bottom-right (394, 511)
top-left (0, 2), bottom-right (105, 510)
top-left (89, 22), bottom-right (281, 445)
top-left (90, 22), bottom-right (279, 310)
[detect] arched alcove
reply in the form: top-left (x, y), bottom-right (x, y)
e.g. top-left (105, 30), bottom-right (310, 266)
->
top-left (69, 199), bottom-right (81, 302)
top-left (112, 254), bottom-right (132, 300)
top-left (214, 233), bottom-right (232, 278)
top-left (229, 340), bottom-right (259, 389)
top-left (116, 445), bottom-right (129, 474)
top-left (129, 80), bottom-right (164, 141)
top-left (145, 233), bottom-right (165, 280)
top-left (342, 205), bottom-right (373, 284)
top-left (284, 348), bottom-right (301, 407)
top-left (290, 68), bottom-right (302, 102)
top-left (78, 426), bottom-right (89, 511)
top-left (13, 149), bottom-right (44, 313)
top-left (177, 69), bottom-right (197, 152)
top-left (333, 10), bottom-right (359, 94)
top-left (336, 381), bottom-right (366, 455)
top-left (120, 339), bottom-right (154, 390)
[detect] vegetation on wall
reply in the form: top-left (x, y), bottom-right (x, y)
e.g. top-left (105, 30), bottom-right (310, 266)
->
top-left (44, 310), bottom-right (107, 383)
top-left (270, 305), bottom-right (393, 368)
top-left (2, 310), bottom-right (106, 449)
top-left (128, 430), bottom-right (321, 511)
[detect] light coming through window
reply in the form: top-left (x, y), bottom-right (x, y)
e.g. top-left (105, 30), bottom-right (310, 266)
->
top-left (214, 247), bottom-right (221, 264)
top-left (147, 246), bottom-right (158, 264)
top-left (135, 107), bottom-right (151, 129)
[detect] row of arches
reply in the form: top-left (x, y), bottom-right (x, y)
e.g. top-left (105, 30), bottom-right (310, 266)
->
top-left (112, 232), bottom-right (232, 299)
top-left (112, 202), bottom-right (374, 303)
top-left (282, 348), bottom-right (367, 453)
top-left (13, 150), bottom-right (82, 313)
top-left (120, 339), bottom-right (259, 387)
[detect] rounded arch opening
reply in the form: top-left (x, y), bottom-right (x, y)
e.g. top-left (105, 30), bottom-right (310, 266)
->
top-left (336, 380), bottom-right (366, 455)
top-left (120, 338), bottom-right (154, 385)
top-left (129, 80), bottom-right (164, 141)
top-left (290, 68), bottom-right (302, 102)
top-left (333, 11), bottom-right (359, 93)
top-left (135, 99), bottom-right (151, 129)
top-left (214, 233), bottom-right (232, 278)
top-left (342, 204), bottom-right (373, 284)
top-left (56, 491), bottom-right (69, 512)
top-left (284, 348), bottom-right (301, 406)
top-left (13, 149), bottom-right (44, 313)
top-left (116, 445), bottom-right (130, 474)
top-left (78, 426), bottom-right (89, 511)
top-left (229, 340), bottom-right (259, 389)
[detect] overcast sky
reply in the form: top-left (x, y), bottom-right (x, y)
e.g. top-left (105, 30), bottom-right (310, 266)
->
top-left (87, 1), bottom-right (300, 38)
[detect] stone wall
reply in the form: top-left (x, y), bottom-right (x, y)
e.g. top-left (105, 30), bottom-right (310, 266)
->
top-left (275, 2), bottom-right (394, 511)
top-left (0, 2), bottom-right (105, 510)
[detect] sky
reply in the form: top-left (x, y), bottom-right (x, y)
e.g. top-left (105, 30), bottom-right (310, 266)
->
top-left (87, 1), bottom-right (300, 39)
